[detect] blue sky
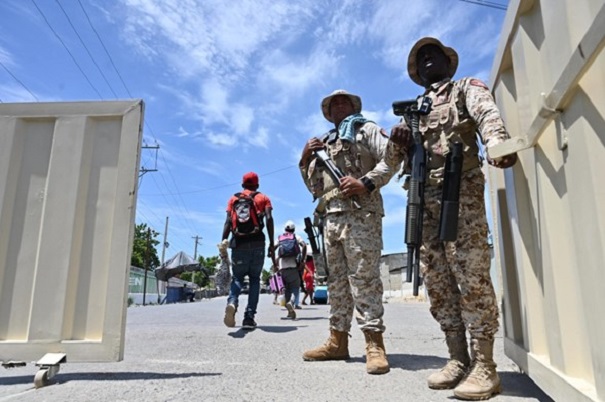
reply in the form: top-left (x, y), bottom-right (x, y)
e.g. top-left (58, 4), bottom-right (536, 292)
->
top-left (0, 0), bottom-right (507, 269)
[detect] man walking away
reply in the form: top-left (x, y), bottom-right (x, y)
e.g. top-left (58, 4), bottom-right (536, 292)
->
top-left (274, 220), bottom-right (306, 320)
top-left (221, 172), bottom-right (275, 330)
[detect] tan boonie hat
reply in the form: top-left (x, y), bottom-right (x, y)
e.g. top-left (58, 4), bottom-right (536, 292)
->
top-left (321, 89), bottom-right (362, 123)
top-left (407, 37), bottom-right (459, 86)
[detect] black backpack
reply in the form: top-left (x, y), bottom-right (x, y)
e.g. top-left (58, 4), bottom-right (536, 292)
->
top-left (230, 192), bottom-right (262, 236)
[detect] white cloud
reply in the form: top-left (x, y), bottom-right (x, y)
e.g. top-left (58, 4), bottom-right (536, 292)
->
top-left (248, 126), bottom-right (269, 148)
top-left (258, 48), bottom-right (338, 97)
top-left (199, 79), bottom-right (230, 125)
top-left (229, 104), bottom-right (254, 135)
top-left (119, 0), bottom-right (318, 80)
top-left (204, 131), bottom-right (237, 147)
top-left (0, 84), bottom-right (32, 102)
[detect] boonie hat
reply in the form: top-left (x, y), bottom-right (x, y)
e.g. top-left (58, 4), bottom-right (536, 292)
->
top-left (321, 89), bottom-right (362, 123)
top-left (407, 37), bottom-right (459, 86)
top-left (242, 172), bottom-right (259, 186)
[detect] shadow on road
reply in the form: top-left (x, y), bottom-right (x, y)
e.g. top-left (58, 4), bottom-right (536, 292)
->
top-left (499, 372), bottom-right (554, 401)
top-left (386, 353), bottom-right (447, 371)
top-left (0, 371), bottom-right (219, 386)
top-left (228, 325), bottom-right (301, 338)
top-left (345, 354), bottom-right (553, 401)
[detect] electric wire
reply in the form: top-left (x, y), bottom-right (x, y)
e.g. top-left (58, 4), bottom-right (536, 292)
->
top-left (0, 60), bottom-right (39, 101)
top-left (31, 0), bottom-right (104, 99)
top-left (55, 0), bottom-right (119, 98)
top-left (458, 0), bottom-right (507, 10)
top-left (140, 164), bottom-right (298, 196)
top-left (72, 0), bottom-right (199, 249)
top-left (76, 0), bottom-right (133, 98)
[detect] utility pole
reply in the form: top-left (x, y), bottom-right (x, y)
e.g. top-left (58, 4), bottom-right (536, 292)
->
top-left (139, 144), bottom-right (160, 177)
top-left (143, 227), bottom-right (151, 306)
top-left (192, 235), bottom-right (202, 259)
top-left (192, 235), bottom-right (202, 288)
top-left (161, 217), bottom-right (169, 265)
top-left (158, 217), bottom-right (169, 303)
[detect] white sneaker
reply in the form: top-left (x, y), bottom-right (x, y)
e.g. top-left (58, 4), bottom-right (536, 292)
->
top-left (224, 303), bottom-right (236, 327)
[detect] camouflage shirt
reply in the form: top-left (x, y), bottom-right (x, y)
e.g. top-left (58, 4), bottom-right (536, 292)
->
top-left (300, 121), bottom-right (396, 215)
top-left (385, 78), bottom-right (511, 185)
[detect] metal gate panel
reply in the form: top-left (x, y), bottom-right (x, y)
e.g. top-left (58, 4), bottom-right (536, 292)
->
top-left (0, 100), bottom-right (143, 362)
top-left (487, 0), bottom-right (605, 401)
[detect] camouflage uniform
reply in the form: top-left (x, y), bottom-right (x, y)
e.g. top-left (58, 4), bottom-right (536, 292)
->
top-left (385, 78), bottom-right (510, 341)
top-left (300, 121), bottom-right (395, 333)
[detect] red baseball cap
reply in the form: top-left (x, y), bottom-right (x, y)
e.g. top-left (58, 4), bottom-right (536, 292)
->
top-left (242, 172), bottom-right (259, 186)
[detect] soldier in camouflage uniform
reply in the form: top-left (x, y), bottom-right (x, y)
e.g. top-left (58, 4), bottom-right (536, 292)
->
top-left (298, 89), bottom-right (396, 375)
top-left (385, 38), bottom-right (517, 400)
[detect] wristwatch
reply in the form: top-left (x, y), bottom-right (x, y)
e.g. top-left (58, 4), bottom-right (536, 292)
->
top-left (360, 176), bottom-right (376, 193)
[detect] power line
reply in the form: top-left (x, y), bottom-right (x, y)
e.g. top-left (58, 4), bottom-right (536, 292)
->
top-left (54, 0), bottom-right (119, 98)
top-left (140, 164), bottom-right (298, 196)
top-left (458, 0), bottom-right (507, 10)
top-left (76, 0), bottom-right (133, 98)
top-left (151, 170), bottom-right (198, 235)
top-left (75, 0), bottom-right (161, 147)
top-left (0, 60), bottom-right (39, 101)
top-left (31, 0), bottom-right (104, 99)
top-left (73, 0), bottom-right (205, 247)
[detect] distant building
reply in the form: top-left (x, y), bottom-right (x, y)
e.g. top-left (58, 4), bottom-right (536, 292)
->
top-left (379, 252), bottom-right (407, 294)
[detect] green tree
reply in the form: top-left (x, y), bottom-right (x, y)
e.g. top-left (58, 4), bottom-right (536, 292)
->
top-left (261, 268), bottom-right (272, 285)
top-left (131, 223), bottom-right (160, 270)
top-left (179, 255), bottom-right (220, 288)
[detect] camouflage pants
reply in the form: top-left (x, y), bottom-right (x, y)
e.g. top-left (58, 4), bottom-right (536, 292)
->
top-left (324, 211), bottom-right (384, 333)
top-left (421, 169), bottom-right (499, 340)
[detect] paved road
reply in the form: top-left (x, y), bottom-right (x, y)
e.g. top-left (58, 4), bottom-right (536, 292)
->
top-left (1, 295), bottom-right (553, 402)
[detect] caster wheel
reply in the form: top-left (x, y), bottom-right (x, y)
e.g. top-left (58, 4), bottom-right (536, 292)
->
top-left (34, 368), bottom-right (49, 388)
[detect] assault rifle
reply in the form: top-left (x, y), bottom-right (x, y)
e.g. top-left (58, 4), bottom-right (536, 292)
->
top-left (392, 97), bottom-right (432, 296)
top-left (314, 149), bottom-right (361, 209)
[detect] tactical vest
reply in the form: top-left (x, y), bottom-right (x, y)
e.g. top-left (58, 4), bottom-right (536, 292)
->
top-left (306, 125), bottom-right (382, 213)
top-left (419, 80), bottom-right (482, 186)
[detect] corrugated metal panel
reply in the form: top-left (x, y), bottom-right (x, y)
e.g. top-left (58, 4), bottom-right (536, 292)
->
top-left (487, 0), bottom-right (605, 401)
top-left (0, 100), bottom-right (143, 362)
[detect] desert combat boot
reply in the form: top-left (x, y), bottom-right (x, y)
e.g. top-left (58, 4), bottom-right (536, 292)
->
top-left (303, 329), bottom-right (350, 361)
top-left (364, 331), bottom-right (390, 374)
top-left (454, 338), bottom-right (501, 400)
top-left (427, 334), bottom-right (471, 389)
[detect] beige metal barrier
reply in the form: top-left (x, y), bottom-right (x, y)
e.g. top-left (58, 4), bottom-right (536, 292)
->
top-left (487, 0), bottom-right (605, 401)
top-left (0, 100), bottom-right (143, 386)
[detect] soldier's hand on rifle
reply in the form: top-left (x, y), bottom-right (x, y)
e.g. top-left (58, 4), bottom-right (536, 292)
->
top-left (339, 176), bottom-right (366, 196)
top-left (300, 137), bottom-right (325, 167)
top-left (487, 152), bottom-right (518, 169)
top-left (390, 123), bottom-right (412, 151)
